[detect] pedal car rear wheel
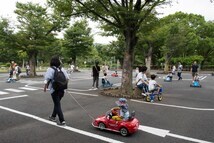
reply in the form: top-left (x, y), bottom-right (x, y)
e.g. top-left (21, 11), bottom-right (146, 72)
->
top-left (120, 127), bottom-right (129, 136)
top-left (158, 96), bottom-right (162, 101)
top-left (98, 122), bottom-right (106, 130)
top-left (146, 95), bottom-right (150, 102)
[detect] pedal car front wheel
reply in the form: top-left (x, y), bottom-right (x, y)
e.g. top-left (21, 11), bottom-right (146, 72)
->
top-left (158, 96), bottom-right (162, 101)
top-left (120, 127), bottom-right (129, 136)
top-left (98, 122), bottom-right (106, 130)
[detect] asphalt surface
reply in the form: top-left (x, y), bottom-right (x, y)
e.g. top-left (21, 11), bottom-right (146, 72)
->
top-left (0, 70), bottom-right (214, 143)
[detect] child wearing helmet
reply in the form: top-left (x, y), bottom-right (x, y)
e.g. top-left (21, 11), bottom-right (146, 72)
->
top-left (115, 98), bottom-right (130, 121)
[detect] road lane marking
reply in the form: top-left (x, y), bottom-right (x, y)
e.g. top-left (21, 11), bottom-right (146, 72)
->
top-left (139, 125), bottom-right (169, 137)
top-left (161, 76), bottom-right (207, 81)
top-left (131, 99), bottom-right (214, 111)
top-left (69, 89), bottom-right (94, 92)
top-left (67, 91), bottom-right (98, 97)
top-left (0, 106), bottom-right (124, 143)
top-left (167, 133), bottom-right (212, 143)
top-left (139, 125), bottom-right (212, 143)
top-left (200, 76), bottom-right (207, 81)
top-left (0, 91), bottom-right (9, 95)
top-left (19, 87), bottom-right (38, 91)
top-left (5, 88), bottom-right (25, 93)
top-left (0, 95), bottom-right (28, 101)
top-left (70, 77), bottom-right (92, 82)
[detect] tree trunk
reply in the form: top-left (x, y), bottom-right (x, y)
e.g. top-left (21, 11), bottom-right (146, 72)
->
top-left (72, 56), bottom-right (77, 71)
top-left (29, 51), bottom-right (37, 77)
top-left (164, 54), bottom-right (170, 73)
top-left (145, 42), bottom-right (153, 74)
top-left (120, 29), bottom-right (137, 97)
top-left (22, 59), bottom-right (25, 69)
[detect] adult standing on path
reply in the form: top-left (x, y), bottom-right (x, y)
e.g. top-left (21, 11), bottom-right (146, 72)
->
top-left (43, 56), bottom-right (69, 126)
top-left (177, 62), bottom-right (183, 80)
top-left (91, 61), bottom-right (100, 90)
top-left (190, 61), bottom-right (199, 81)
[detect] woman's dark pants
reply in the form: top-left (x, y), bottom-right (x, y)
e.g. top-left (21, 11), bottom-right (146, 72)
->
top-left (51, 90), bottom-right (65, 123)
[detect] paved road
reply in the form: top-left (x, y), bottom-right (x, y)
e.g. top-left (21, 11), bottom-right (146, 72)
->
top-left (0, 70), bottom-right (213, 143)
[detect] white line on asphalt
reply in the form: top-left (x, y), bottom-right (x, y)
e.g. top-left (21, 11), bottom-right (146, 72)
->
top-left (139, 125), bottom-right (212, 143)
top-left (69, 89), bottom-right (93, 92)
top-left (113, 83), bottom-right (121, 86)
top-left (167, 133), bottom-right (212, 143)
top-left (161, 76), bottom-right (207, 81)
top-left (0, 106), bottom-right (124, 143)
top-left (0, 95), bottom-right (28, 101)
top-left (139, 125), bottom-right (169, 137)
top-left (131, 99), bottom-right (214, 111)
top-left (200, 76), bottom-right (207, 81)
top-left (67, 91), bottom-right (98, 97)
top-left (5, 88), bottom-right (25, 93)
top-left (70, 77), bottom-right (92, 82)
top-left (25, 85), bottom-right (43, 89)
top-left (0, 91), bottom-right (9, 95)
top-left (19, 87), bottom-right (38, 91)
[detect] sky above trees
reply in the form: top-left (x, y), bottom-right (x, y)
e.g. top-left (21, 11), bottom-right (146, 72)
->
top-left (0, 0), bottom-right (213, 44)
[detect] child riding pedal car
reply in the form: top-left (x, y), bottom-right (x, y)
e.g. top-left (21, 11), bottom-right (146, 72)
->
top-left (148, 74), bottom-right (162, 102)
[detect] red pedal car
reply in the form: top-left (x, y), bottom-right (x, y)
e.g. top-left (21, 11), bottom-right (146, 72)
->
top-left (92, 109), bottom-right (139, 136)
top-left (111, 72), bottom-right (118, 77)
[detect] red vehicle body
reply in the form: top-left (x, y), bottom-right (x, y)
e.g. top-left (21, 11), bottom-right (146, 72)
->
top-left (111, 73), bottom-right (118, 77)
top-left (92, 113), bottom-right (139, 136)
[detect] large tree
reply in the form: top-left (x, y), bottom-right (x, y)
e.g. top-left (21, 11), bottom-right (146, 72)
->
top-left (0, 18), bottom-right (18, 63)
top-left (62, 20), bottom-right (93, 68)
top-left (48, 0), bottom-right (170, 96)
top-left (14, 2), bottom-right (69, 76)
top-left (158, 12), bottom-right (205, 72)
top-left (196, 21), bottom-right (214, 68)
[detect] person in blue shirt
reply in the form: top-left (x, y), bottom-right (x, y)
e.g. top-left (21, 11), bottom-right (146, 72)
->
top-left (44, 56), bottom-right (69, 126)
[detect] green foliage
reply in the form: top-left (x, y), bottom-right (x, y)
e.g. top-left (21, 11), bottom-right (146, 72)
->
top-left (62, 19), bottom-right (93, 65)
top-left (170, 55), bottom-right (204, 66)
top-left (0, 18), bottom-right (19, 63)
top-left (13, 2), bottom-right (71, 75)
top-left (155, 12), bottom-right (214, 71)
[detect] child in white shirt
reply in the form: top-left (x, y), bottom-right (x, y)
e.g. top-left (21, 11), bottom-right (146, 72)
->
top-left (149, 74), bottom-right (161, 93)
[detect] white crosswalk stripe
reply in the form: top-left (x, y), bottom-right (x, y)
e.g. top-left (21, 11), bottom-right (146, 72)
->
top-left (199, 76), bottom-right (207, 80)
top-left (19, 87), bottom-right (38, 91)
top-left (0, 91), bottom-right (9, 95)
top-left (4, 88), bottom-right (25, 93)
top-left (0, 87), bottom-right (39, 95)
